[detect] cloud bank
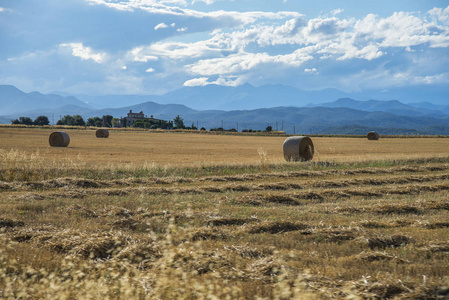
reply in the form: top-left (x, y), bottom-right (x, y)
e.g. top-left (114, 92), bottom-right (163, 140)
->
top-left (0, 0), bottom-right (448, 96)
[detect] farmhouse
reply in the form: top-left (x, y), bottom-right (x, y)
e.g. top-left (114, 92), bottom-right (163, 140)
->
top-left (119, 110), bottom-right (165, 127)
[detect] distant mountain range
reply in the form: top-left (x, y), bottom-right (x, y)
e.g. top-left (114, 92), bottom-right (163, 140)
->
top-left (54, 84), bottom-right (350, 111)
top-left (0, 85), bottom-right (93, 115)
top-left (307, 98), bottom-right (449, 117)
top-left (1, 84), bottom-right (448, 135)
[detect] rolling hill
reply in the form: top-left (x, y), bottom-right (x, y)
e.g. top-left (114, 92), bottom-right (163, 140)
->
top-left (0, 85), bottom-right (92, 116)
top-left (307, 98), bottom-right (448, 117)
top-left (1, 85), bottom-right (448, 135)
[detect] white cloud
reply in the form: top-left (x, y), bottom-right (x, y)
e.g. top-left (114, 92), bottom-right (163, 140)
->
top-left (428, 6), bottom-right (449, 25)
top-left (127, 47), bottom-right (159, 62)
top-left (86, 0), bottom-right (303, 27)
top-left (331, 9), bottom-right (344, 16)
top-left (122, 65), bottom-right (127, 70)
top-left (187, 50), bottom-right (313, 76)
top-left (212, 76), bottom-right (248, 87)
top-left (5, 1), bottom-right (449, 94)
top-left (154, 22), bottom-right (169, 30)
top-left (303, 17), bottom-right (351, 44)
top-left (129, 7), bottom-right (448, 88)
top-left (139, 37), bottom-right (229, 60)
top-left (304, 68), bottom-right (318, 74)
top-left (0, 7), bottom-right (5, 12)
top-left (187, 53), bottom-right (270, 76)
top-left (183, 75), bottom-right (247, 87)
top-left (354, 12), bottom-right (449, 48)
top-left (183, 77), bottom-right (209, 86)
top-left (53, 5), bottom-right (449, 93)
top-left (192, 0), bottom-right (219, 4)
top-left (415, 72), bottom-right (449, 84)
top-left (59, 43), bottom-right (107, 63)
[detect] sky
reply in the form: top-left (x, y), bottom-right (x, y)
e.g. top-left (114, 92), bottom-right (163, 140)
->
top-left (1, 0), bottom-right (449, 97)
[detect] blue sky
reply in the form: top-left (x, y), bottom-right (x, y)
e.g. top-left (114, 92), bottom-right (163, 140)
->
top-left (1, 0), bottom-right (449, 98)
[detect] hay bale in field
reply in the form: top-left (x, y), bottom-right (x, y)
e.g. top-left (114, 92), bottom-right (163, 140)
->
top-left (49, 131), bottom-right (70, 147)
top-left (283, 136), bottom-right (314, 161)
top-left (96, 129), bottom-right (109, 138)
top-left (367, 131), bottom-right (380, 140)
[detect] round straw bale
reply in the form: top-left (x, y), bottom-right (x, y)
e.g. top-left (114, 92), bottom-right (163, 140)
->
top-left (283, 136), bottom-right (314, 161)
top-left (96, 129), bottom-right (109, 138)
top-left (367, 131), bottom-right (380, 140)
top-left (49, 131), bottom-right (70, 147)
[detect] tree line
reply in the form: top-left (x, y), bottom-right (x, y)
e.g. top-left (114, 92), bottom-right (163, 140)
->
top-left (11, 115), bottom-right (114, 127)
top-left (11, 114), bottom-right (275, 132)
top-left (12, 116), bottom-right (50, 126)
top-left (10, 114), bottom-right (187, 129)
top-left (131, 115), bottom-right (198, 130)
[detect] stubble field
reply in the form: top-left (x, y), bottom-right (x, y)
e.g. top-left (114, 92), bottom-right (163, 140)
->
top-left (1, 127), bottom-right (449, 299)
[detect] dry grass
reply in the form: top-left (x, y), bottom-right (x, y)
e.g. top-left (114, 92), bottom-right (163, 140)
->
top-left (1, 127), bottom-right (449, 299)
top-left (1, 127), bottom-right (449, 169)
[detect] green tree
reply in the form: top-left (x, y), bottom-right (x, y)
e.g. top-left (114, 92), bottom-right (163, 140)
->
top-left (57, 115), bottom-right (85, 126)
top-left (111, 118), bottom-right (120, 127)
top-left (57, 115), bottom-right (74, 125)
top-left (265, 125), bottom-right (272, 132)
top-left (173, 115), bottom-right (185, 129)
top-left (11, 117), bottom-right (34, 125)
top-left (34, 116), bottom-right (50, 126)
top-left (87, 117), bottom-right (102, 127)
top-left (73, 115), bottom-right (85, 126)
top-left (132, 120), bottom-right (148, 128)
top-left (103, 115), bottom-right (113, 127)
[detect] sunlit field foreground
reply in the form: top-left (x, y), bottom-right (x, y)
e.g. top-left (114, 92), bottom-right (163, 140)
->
top-left (1, 127), bottom-right (449, 178)
top-left (1, 127), bottom-right (449, 299)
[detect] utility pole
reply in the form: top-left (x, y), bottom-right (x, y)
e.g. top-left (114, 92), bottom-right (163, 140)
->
top-left (282, 120), bottom-right (284, 131)
top-left (293, 126), bottom-right (296, 135)
top-left (276, 121), bottom-right (278, 131)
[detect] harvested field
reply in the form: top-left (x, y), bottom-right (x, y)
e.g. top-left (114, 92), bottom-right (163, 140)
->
top-left (1, 127), bottom-right (449, 299)
top-left (1, 127), bottom-right (449, 170)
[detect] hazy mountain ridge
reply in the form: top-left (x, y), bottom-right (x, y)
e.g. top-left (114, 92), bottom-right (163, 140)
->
top-left (54, 93), bottom-right (163, 109)
top-left (1, 84), bottom-right (448, 135)
top-left (315, 125), bottom-right (447, 136)
top-left (0, 85), bottom-right (92, 115)
top-left (308, 98), bottom-right (448, 118)
top-left (181, 107), bottom-right (449, 134)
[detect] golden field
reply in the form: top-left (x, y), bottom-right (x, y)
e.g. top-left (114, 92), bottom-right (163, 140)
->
top-left (1, 127), bottom-right (449, 168)
top-left (1, 126), bottom-right (449, 299)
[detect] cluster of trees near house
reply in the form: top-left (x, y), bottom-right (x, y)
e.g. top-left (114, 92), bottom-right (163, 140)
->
top-left (55, 115), bottom-right (116, 127)
top-left (132, 115), bottom-right (198, 130)
top-left (11, 114), bottom-right (275, 133)
top-left (132, 119), bottom-right (173, 129)
top-left (11, 115), bottom-right (114, 127)
top-left (11, 116), bottom-right (50, 126)
top-left (10, 114), bottom-right (191, 130)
